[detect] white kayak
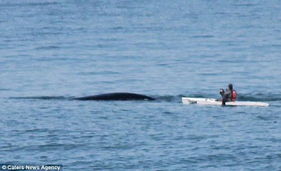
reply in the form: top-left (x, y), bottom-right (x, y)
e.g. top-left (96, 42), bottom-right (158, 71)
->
top-left (182, 97), bottom-right (269, 107)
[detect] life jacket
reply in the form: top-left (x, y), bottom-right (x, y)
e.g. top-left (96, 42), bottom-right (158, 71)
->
top-left (231, 90), bottom-right (237, 101)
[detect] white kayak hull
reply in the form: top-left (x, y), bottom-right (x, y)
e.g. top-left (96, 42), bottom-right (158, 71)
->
top-left (182, 97), bottom-right (269, 107)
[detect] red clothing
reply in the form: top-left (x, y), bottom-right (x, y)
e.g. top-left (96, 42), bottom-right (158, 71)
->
top-left (231, 90), bottom-right (237, 101)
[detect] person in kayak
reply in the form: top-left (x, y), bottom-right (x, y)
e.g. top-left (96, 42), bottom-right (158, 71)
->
top-left (221, 84), bottom-right (237, 105)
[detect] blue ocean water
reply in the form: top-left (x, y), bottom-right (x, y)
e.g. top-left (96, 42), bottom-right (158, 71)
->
top-left (1, 0), bottom-right (281, 170)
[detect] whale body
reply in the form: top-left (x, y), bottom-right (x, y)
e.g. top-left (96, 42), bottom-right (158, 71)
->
top-left (75, 92), bottom-right (155, 101)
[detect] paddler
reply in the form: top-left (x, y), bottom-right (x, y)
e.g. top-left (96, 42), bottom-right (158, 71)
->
top-left (221, 84), bottom-right (237, 105)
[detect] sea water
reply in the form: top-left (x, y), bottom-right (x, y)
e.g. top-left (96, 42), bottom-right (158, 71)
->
top-left (1, 0), bottom-right (281, 170)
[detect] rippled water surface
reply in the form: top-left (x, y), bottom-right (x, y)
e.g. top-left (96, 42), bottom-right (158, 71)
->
top-left (1, 0), bottom-right (281, 170)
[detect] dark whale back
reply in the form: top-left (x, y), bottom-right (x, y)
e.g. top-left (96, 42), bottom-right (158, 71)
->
top-left (75, 92), bottom-right (155, 101)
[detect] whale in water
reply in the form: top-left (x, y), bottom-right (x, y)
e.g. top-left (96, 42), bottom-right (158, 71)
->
top-left (75, 92), bottom-right (155, 101)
